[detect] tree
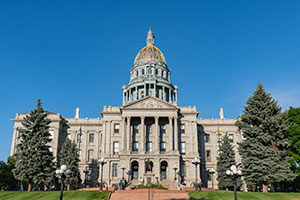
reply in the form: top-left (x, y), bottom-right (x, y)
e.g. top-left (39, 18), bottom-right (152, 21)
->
top-left (59, 138), bottom-right (82, 189)
top-left (285, 107), bottom-right (300, 191)
top-left (217, 134), bottom-right (241, 190)
top-left (0, 157), bottom-right (19, 190)
top-left (13, 99), bottom-right (55, 191)
top-left (236, 83), bottom-right (296, 192)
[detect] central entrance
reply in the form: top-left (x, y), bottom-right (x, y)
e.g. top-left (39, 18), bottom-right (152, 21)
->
top-left (160, 161), bottom-right (168, 180)
top-left (131, 161), bottom-right (139, 180)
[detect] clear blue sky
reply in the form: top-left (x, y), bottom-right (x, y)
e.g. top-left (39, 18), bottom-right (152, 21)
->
top-left (1, 0), bottom-right (300, 161)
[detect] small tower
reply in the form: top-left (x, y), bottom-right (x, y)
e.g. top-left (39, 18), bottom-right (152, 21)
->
top-left (75, 107), bottom-right (80, 119)
top-left (146, 27), bottom-right (155, 46)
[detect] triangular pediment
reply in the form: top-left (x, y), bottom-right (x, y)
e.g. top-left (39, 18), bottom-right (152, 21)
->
top-left (121, 96), bottom-right (178, 110)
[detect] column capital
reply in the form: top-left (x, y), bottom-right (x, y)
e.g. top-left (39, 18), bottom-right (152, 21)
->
top-left (155, 116), bottom-right (159, 121)
top-left (168, 116), bottom-right (174, 120)
top-left (141, 116), bottom-right (145, 120)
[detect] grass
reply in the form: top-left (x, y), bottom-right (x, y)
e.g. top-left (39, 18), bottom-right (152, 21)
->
top-left (188, 190), bottom-right (300, 200)
top-left (0, 191), bottom-right (110, 200)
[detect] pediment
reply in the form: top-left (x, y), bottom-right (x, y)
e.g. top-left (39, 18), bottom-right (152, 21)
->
top-left (121, 96), bottom-right (178, 110)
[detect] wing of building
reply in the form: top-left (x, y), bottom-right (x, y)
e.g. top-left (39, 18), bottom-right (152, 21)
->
top-left (10, 28), bottom-right (242, 189)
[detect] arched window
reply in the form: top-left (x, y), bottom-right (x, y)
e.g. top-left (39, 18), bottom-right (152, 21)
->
top-left (142, 69), bottom-right (145, 75)
top-left (155, 69), bottom-right (158, 75)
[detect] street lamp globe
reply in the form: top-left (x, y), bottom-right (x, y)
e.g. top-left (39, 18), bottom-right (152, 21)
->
top-left (66, 169), bottom-right (72, 175)
top-left (61, 165), bottom-right (67, 171)
top-left (230, 165), bottom-right (237, 171)
top-left (226, 170), bottom-right (231, 175)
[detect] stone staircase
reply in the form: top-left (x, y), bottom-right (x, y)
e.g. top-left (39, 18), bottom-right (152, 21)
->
top-left (109, 189), bottom-right (189, 200)
top-left (126, 179), bottom-right (141, 190)
top-left (160, 180), bottom-right (177, 190)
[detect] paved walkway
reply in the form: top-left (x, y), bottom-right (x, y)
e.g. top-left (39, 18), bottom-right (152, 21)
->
top-left (109, 189), bottom-right (190, 200)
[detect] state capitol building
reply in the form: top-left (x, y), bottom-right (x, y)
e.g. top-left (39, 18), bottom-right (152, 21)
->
top-left (10, 29), bottom-right (242, 189)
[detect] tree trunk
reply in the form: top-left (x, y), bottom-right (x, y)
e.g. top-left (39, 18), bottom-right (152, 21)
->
top-left (262, 180), bottom-right (268, 193)
top-left (27, 183), bottom-right (31, 192)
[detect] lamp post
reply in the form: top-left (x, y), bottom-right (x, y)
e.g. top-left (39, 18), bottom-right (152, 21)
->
top-left (226, 165), bottom-right (242, 200)
top-left (83, 167), bottom-right (89, 188)
top-left (98, 157), bottom-right (107, 191)
top-left (55, 165), bottom-right (72, 200)
top-left (192, 157), bottom-right (200, 191)
top-left (208, 168), bottom-right (215, 189)
top-left (173, 166), bottom-right (178, 182)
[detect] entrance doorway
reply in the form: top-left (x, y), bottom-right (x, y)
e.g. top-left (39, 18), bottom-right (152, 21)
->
top-left (131, 161), bottom-right (139, 180)
top-left (160, 161), bottom-right (168, 180)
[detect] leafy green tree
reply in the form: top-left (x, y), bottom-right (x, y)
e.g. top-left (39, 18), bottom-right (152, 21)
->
top-left (13, 99), bottom-right (55, 191)
top-left (217, 134), bottom-right (241, 190)
top-left (236, 83), bottom-right (296, 192)
top-left (59, 138), bottom-right (82, 189)
top-left (285, 107), bottom-right (300, 191)
top-left (0, 157), bottom-right (19, 190)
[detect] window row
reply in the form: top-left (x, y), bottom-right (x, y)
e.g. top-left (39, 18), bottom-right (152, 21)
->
top-left (204, 133), bottom-right (234, 143)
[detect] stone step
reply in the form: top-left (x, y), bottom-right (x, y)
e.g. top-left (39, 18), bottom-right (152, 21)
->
top-left (109, 189), bottom-right (189, 200)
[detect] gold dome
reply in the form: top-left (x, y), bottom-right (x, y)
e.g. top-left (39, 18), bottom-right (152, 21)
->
top-left (134, 44), bottom-right (166, 64)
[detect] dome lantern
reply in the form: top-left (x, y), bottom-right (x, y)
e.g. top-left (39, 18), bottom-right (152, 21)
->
top-left (146, 27), bottom-right (155, 46)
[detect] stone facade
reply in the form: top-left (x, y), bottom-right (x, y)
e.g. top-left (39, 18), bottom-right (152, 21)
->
top-left (10, 29), bottom-right (241, 189)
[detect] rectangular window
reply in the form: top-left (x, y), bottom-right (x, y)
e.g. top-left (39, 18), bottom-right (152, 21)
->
top-left (180, 142), bottom-right (186, 154)
top-left (160, 142), bottom-right (166, 152)
top-left (88, 149), bottom-right (94, 161)
top-left (146, 124), bottom-right (152, 135)
top-left (49, 130), bottom-right (54, 139)
top-left (146, 142), bottom-right (152, 152)
top-left (228, 134), bottom-right (234, 143)
top-left (180, 124), bottom-right (185, 134)
top-left (114, 124), bottom-right (120, 134)
top-left (89, 133), bottom-right (94, 143)
top-left (160, 124), bottom-right (166, 134)
top-left (133, 125), bottom-right (139, 134)
top-left (112, 164), bottom-right (118, 177)
top-left (206, 150), bottom-right (211, 162)
top-left (204, 134), bottom-right (210, 143)
top-left (133, 142), bottom-right (139, 152)
top-left (113, 142), bottom-right (119, 155)
top-left (77, 133), bottom-right (82, 143)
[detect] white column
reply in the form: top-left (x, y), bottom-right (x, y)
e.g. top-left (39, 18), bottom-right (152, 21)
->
top-left (169, 117), bottom-right (173, 151)
top-left (189, 121), bottom-right (193, 153)
top-left (174, 117), bottom-right (178, 151)
top-left (123, 90), bottom-right (125, 104)
top-left (102, 121), bottom-right (106, 154)
top-left (155, 117), bottom-right (159, 153)
top-left (106, 121), bottom-right (111, 154)
top-left (192, 121), bottom-right (198, 153)
top-left (135, 86), bottom-right (138, 100)
top-left (122, 117), bottom-right (126, 153)
top-left (154, 83), bottom-right (156, 98)
top-left (141, 116), bottom-right (145, 152)
top-left (127, 117), bottom-right (131, 151)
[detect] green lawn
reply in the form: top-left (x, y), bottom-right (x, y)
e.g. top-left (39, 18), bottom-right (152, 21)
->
top-left (188, 190), bottom-right (300, 200)
top-left (0, 191), bottom-right (110, 200)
